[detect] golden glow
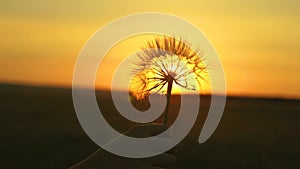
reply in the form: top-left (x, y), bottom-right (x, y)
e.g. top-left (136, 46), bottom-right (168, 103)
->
top-left (1, 0), bottom-right (300, 98)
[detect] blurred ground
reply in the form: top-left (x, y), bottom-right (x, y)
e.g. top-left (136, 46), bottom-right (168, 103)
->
top-left (0, 83), bottom-right (299, 169)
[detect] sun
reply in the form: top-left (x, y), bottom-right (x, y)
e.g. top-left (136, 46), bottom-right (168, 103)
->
top-left (170, 82), bottom-right (183, 94)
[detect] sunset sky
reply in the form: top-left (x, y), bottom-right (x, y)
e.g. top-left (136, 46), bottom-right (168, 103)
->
top-left (0, 0), bottom-right (299, 98)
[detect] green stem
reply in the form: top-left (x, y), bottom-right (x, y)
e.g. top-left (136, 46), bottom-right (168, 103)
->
top-left (164, 79), bottom-right (173, 126)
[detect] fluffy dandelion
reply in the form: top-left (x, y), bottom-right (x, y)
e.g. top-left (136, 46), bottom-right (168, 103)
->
top-left (129, 36), bottom-right (208, 125)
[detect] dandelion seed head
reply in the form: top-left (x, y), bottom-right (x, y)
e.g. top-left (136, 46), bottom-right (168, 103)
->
top-left (129, 35), bottom-right (208, 100)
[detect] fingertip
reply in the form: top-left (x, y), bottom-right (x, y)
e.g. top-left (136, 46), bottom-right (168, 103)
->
top-left (125, 123), bottom-right (167, 137)
top-left (152, 167), bottom-right (166, 169)
top-left (144, 123), bottom-right (168, 136)
top-left (152, 153), bottom-right (176, 168)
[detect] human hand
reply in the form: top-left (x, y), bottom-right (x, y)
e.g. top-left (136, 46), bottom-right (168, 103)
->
top-left (69, 124), bottom-right (176, 169)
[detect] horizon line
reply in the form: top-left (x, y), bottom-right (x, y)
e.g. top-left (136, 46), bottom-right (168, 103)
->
top-left (0, 81), bottom-right (299, 101)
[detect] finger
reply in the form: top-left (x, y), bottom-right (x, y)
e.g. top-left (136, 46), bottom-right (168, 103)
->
top-left (152, 167), bottom-right (166, 169)
top-left (127, 124), bottom-right (167, 137)
top-left (152, 153), bottom-right (176, 168)
top-left (140, 124), bottom-right (173, 140)
top-left (141, 123), bottom-right (168, 136)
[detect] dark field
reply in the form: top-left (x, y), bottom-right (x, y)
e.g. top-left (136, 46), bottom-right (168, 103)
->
top-left (0, 83), bottom-right (299, 169)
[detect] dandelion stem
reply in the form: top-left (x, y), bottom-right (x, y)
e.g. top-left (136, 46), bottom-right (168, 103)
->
top-left (164, 76), bottom-right (173, 126)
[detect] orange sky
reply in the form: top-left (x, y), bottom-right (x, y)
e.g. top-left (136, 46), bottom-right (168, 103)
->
top-left (0, 0), bottom-right (300, 98)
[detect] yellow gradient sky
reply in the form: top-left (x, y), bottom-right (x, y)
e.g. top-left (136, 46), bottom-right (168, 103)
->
top-left (0, 0), bottom-right (300, 98)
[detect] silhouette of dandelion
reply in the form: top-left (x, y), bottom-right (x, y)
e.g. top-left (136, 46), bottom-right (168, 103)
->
top-left (129, 36), bottom-right (208, 125)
